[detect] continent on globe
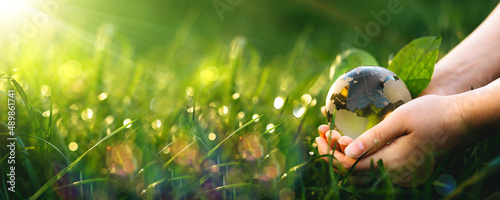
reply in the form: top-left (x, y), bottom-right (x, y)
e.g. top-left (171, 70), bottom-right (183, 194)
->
top-left (325, 66), bottom-right (412, 139)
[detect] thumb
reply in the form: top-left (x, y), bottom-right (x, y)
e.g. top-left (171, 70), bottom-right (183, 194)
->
top-left (344, 111), bottom-right (406, 159)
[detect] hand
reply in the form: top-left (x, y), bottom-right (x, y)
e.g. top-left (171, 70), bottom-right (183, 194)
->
top-left (316, 95), bottom-right (468, 186)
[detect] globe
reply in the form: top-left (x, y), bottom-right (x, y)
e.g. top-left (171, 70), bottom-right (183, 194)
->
top-left (325, 66), bottom-right (412, 139)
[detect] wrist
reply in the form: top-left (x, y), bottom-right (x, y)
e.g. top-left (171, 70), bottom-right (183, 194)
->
top-left (425, 60), bottom-right (478, 96)
top-left (454, 80), bottom-right (500, 137)
top-left (435, 95), bottom-right (471, 150)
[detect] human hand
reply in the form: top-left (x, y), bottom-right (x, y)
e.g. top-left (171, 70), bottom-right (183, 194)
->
top-left (316, 95), bottom-right (468, 186)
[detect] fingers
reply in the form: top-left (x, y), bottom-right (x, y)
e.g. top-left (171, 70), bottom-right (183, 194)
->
top-left (338, 136), bottom-right (353, 152)
top-left (332, 149), bottom-right (357, 169)
top-left (318, 124), bottom-right (329, 138)
top-left (318, 125), bottom-right (342, 151)
top-left (325, 130), bottom-right (342, 150)
top-left (352, 135), bottom-right (432, 170)
top-left (344, 111), bottom-right (406, 159)
top-left (316, 136), bottom-right (331, 156)
top-left (316, 137), bottom-right (357, 170)
top-left (340, 135), bottom-right (435, 186)
top-left (321, 106), bottom-right (327, 117)
top-left (316, 131), bottom-right (342, 154)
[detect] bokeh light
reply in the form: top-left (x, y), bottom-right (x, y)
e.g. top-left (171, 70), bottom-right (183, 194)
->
top-left (98, 92), bottom-right (108, 101)
top-left (170, 137), bottom-right (199, 167)
top-left (81, 108), bottom-right (94, 121)
top-left (59, 60), bottom-right (83, 79)
top-left (104, 115), bottom-right (114, 125)
top-left (200, 66), bottom-right (220, 84)
top-left (69, 142), bottom-right (78, 151)
top-left (229, 36), bottom-right (246, 59)
top-left (301, 94), bottom-right (312, 105)
top-left (106, 142), bottom-right (143, 176)
top-left (310, 98), bottom-right (317, 106)
top-left (42, 110), bottom-right (51, 117)
top-left (435, 174), bottom-right (456, 196)
top-left (293, 105), bottom-right (306, 118)
top-left (266, 123), bottom-right (276, 133)
top-left (151, 119), bottom-right (162, 130)
top-left (274, 97), bottom-right (285, 109)
top-left (41, 85), bottom-right (50, 97)
top-left (218, 106), bottom-right (228, 116)
top-left (123, 118), bottom-right (132, 128)
top-left (2, 1), bottom-right (496, 199)
top-left (186, 87), bottom-right (194, 96)
top-left (252, 114), bottom-right (260, 122)
top-left (259, 150), bottom-right (285, 181)
top-left (208, 133), bottom-right (216, 141)
top-left (239, 134), bottom-right (267, 161)
top-left (237, 111), bottom-right (245, 119)
top-left (279, 188), bottom-right (295, 200)
top-left (162, 147), bottom-right (171, 154)
top-left (232, 92), bottom-right (240, 99)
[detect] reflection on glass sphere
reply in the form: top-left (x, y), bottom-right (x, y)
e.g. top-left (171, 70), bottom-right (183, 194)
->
top-left (326, 66), bottom-right (411, 138)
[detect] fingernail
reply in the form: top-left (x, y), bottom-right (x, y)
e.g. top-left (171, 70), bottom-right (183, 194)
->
top-left (339, 136), bottom-right (353, 145)
top-left (318, 125), bottom-right (329, 134)
top-left (345, 140), bottom-right (365, 158)
top-left (337, 139), bottom-right (347, 146)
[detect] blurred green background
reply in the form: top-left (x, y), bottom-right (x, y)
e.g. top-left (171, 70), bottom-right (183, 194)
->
top-left (1, 0), bottom-right (500, 199)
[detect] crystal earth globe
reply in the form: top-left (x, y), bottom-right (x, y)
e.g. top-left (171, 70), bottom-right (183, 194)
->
top-left (326, 66), bottom-right (412, 139)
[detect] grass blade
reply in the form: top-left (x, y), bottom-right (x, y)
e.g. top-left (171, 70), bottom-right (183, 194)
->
top-left (443, 154), bottom-right (500, 200)
top-left (187, 172), bottom-right (216, 192)
top-left (162, 140), bottom-right (196, 168)
top-left (2, 78), bottom-right (44, 189)
top-left (0, 133), bottom-right (70, 164)
top-left (198, 115), bottom-right (262, 164)
top-left (204, 162), bottom-right (242, 170)
top-left (280, 154), bottom-right (335, 182)
top-left (28, 119), bottom-right (136, 200)
top-left (141, 176), bottom-right (194, 196)
top-left (47, 68), bottom-right (54, 140)
top-left (49, 178), bottom-right (114, 192)
top-left (262, 123), bottom-right (280, 134)
top-left (210, 183), bottom-right (260, 192)
top-left (5, 78), bottom-right (44, 138)
top-left (341, 141), bottom-right (378, 187)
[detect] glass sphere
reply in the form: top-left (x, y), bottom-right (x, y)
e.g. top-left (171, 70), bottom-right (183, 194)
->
top-left (325, 66), bottom-right (412, 139)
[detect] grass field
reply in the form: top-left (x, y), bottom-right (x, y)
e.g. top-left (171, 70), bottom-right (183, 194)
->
top-left (1, 0), bottom-right (500, 199)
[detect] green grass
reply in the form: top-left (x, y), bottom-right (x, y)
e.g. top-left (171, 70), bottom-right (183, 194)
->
top-left (1, 0), bottom-right (500, 199)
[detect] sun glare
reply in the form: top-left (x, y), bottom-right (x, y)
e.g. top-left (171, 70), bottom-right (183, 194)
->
top-left (0, 0), bottom-right (32, 32)
top-left (0, 0), bottom-right (27, 19)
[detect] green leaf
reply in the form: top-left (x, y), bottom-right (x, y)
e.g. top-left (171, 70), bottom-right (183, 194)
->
top-left (29, 119), bottom-right (136, 200)
top-left (330, 48), bottom-right (379, 81)
top-left (388, 36), bottom-right (441, 98)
